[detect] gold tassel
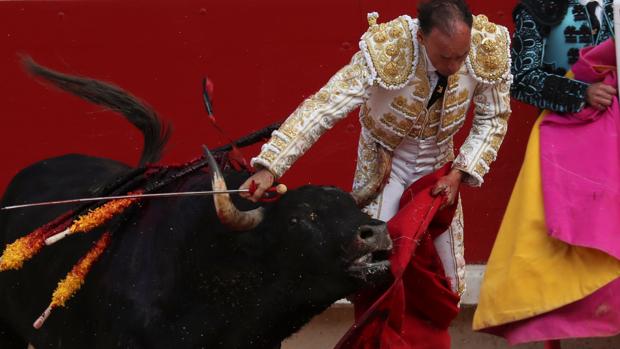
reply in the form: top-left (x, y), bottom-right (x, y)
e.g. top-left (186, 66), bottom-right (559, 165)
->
top-left (34, 232), bottom-right (111, 329)
top-left (0, 212), bottom-right (73, 271)
top-left (0, 233), bottom-right (45, 271)
top-left (69, 196), bottom-right (137, 234)
top-left (51, 232), bottom-right (111, 307)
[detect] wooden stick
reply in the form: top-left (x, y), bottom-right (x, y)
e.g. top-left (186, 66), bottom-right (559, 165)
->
top-left (33, 305), bottom-right (52, 329)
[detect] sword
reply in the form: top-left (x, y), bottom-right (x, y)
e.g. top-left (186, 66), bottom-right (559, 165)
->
top-left (0, 189), bottom-right (250, 211)
top-left (1, 184), bottom-right (289, 211)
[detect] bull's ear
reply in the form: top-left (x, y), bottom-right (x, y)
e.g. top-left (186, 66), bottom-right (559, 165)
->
top-left (203, 145), bottom-right (265, 231)
top-left (351, 146), bottom-right (392, 208)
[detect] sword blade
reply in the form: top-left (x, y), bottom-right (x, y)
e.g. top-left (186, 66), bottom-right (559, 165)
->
top-left (0, 189), bottom-right (250, 211)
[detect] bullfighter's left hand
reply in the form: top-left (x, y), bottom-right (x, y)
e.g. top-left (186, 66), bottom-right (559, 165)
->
top-left (431, 169), bottom-right (463, 209)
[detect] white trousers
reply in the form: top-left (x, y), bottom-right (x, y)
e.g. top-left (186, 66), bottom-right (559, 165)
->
top-left (368, 137), bottom-right (466, 295)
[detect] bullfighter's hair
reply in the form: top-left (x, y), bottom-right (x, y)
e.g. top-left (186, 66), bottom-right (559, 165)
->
top-left (22, 56), bottom-right (172, 166)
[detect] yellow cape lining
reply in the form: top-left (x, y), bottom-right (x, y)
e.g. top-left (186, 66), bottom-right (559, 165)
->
top-left (473, 114), bottom-right (620, 330)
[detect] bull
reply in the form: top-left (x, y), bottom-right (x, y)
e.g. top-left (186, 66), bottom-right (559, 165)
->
top-left (0, 59), bottom-right (392, 349)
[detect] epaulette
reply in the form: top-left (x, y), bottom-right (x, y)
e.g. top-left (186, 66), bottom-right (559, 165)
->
top-left (466, 15), bottom-right (512, 85)
top-left (359, 12), bottom-right (418, 90)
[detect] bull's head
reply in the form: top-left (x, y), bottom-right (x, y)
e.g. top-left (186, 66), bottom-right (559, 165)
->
top-left (259, 185), bottom-right (393, 283)
top-left (203, 147), bottom-right (392, 284)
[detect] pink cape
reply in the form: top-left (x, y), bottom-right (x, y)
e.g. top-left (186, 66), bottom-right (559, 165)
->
top-left (496, 38), bottom-right (620, 343)
top-left (540, 38), bottom-right (620, 259)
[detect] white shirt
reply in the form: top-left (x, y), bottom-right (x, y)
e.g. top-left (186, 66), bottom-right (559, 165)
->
top-left (423, 46), bottom-right (440, 92)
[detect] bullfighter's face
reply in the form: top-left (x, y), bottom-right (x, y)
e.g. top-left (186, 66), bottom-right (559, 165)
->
top-left (418, 20), bottom-right (471, 77)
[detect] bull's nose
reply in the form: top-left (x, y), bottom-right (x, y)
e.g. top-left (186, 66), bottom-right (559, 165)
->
top-left (358, 223), bottom-right (392, 251)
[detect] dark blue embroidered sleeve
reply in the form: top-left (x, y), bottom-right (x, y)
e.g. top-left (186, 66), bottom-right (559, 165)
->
top-left (511, 7), bottom-right (589, 113)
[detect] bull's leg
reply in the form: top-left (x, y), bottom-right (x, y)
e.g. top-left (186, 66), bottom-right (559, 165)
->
top-left (0, 319), bottom-right (27, 349)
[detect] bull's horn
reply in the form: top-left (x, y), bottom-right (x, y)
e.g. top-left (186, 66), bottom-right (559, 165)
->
top-left (203, 145), bottom-right (265, 231)
top-left (351, 145), bottom-right (392, 208)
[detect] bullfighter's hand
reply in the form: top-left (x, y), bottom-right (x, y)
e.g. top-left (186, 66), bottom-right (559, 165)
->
top-left (586, 82), bottom-right (616, 111)
top-left (240, 169), bottom-right (275, 202)
top-left (431, 169), bottom-right (463, 209)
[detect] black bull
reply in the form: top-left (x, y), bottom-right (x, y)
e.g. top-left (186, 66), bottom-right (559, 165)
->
top-left (0, 59), bottom-right (392, 348)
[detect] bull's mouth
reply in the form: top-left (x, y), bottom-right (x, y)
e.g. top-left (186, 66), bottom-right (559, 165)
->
top-left (345, 222), bottom-right (393, 281)
top-left (347, 249), bottom-right (391, 280)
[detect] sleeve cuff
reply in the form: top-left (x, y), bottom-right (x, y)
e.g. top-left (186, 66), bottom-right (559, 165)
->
top-left (250, 156), bottom-right (281, 179)
top-left (452, 162), bottom-right (484, 187)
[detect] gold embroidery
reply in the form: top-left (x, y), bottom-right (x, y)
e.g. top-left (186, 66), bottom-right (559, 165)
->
top-left (384, 62), bottom-right (399, 77)
top-left (424, 124), bottom-right (439, 138)
top-left (389, 26), bottom-right (403, 38)
top-left (362, 115), bottom-right (401, 149)
top-left (474, 162), bottom-right (486, 177)
top-left (411, 56), bottom-right (430, 99)
top-left (373, 32), bottom-right (387, 43)
top-left (473, 14), bottom-right (488, 31)
top-left (485, 22), bottom-right (497, 33)
top-left (379, 112), bottom-right (414, 135)
top-left (271, 137), bottom-right (287, 151)
top-left (498, 81), bottom-right (510, 93)
top-left (361, 115), bottom-right (375, 129)
top-left (444, 89), bottom-right (469, 110)
top-left (383, 113), bottom-right (396, 123)
top-left (398, 119), bottom-right (413, 130)
top-left (469, 15), bottom-right (510, 83)
top-left (481, 150), bottom-right (496, 164)
top-left (261, 150), bottom-right (277, 163)
top-left (315, 91), bottom-right (330, 102)
top-left (429, 106), bottom-right (442, 122)
top-left (386, 44), bottom-right (398, 57)
top-left (472, 32), bottom-right (483, 46)
top-left (391, 95), bottom-right (423, 119)
top-left (437, 120), bottom-right (466, 144)
top-left (407, 104), bottom-right (441, 139)
top-left (441, 105), bottom-right (468, 129)
top-left (303, 100), bottom-right (317, 110)
top-left (280, 120), bottom-right (299, 139)
top-left (498, 111), bottom-right (510, 121)
top-left (368, 12), bottom-right (379, 27)
top-left (490, 132), bottom-right (505, 149)
top-left (447, 74), bottom-right (459, 91)
top-left (338, 81), bottom-right (351, 90)
top-left (362, 16), bottom-right (415, 87)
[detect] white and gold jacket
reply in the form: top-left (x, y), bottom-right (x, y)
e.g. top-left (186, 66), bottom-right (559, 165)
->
top-left (252, 13), bottom-right (511, 193)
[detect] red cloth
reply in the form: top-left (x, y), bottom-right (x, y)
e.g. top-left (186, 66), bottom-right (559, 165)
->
top-left (335, 164), bottom-right (460, 349)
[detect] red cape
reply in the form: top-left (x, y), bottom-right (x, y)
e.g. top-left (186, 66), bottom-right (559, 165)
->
top-left (335, 164), bottom-right (460, 349)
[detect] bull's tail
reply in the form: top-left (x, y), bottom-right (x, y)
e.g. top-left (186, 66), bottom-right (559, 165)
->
top-left (22, 56), bottom-right (172, 166)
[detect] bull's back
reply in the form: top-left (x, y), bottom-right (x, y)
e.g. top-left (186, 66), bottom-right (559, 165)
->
top-left (0, 154), bottom-right (131, 345)
top-left (0, 154), bottom-right (130, 244)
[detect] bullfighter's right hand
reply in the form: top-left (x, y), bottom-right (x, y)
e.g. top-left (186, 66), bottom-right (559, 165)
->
top-left (585, 82), bottom-right (616, 111)
top-left (239, 168), bottom-right (275, 202)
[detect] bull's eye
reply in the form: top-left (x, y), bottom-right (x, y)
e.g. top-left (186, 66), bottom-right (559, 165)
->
top-left (309, 212), bottom-right (318, 221)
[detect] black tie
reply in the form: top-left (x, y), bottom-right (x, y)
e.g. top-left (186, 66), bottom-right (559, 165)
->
top-left (427, 73), bottom-right (448, 108)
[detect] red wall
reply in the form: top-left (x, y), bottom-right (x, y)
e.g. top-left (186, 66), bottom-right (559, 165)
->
top-left (0, 0), bottom-right (537, 263)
